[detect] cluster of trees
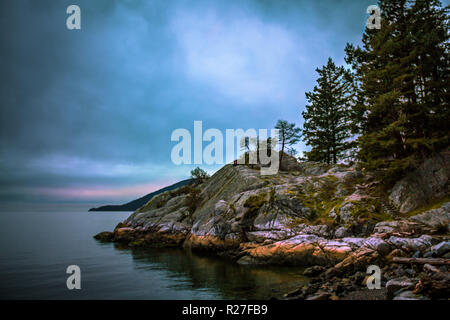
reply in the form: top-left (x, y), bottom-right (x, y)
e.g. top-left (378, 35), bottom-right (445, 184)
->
top-left (194, 0), bottom-right (448, 180)
top-left (300, 0), bottom-right (449, 179)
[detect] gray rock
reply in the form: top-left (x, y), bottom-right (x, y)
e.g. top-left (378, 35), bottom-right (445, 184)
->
top-left (302, 224), bottom-right (331, 238)
top-left (339, 202), bottom-right (356, 224)
top-left (387, 235), bottom-right (434, 252)
top-left (389, 147), bottom-right (449, 213)
top-left (393, 290), bottom-right (427, 300)
top-left (363, 237), bottom-right (391, 255)
top-left (303, 266), bottom-right (326, 277)
top-left (334, 226), bottom-right (351, 238)
top-left (409, 203), bottom-right (450, 232)
top-left (342, 237), bottom-right (366, 249)
top-left (386, 279), bottom-right (416, 299)
top-left (430, 241), bottom-right (450, 257)
top-left (306, 292), bottom-right (330, 300)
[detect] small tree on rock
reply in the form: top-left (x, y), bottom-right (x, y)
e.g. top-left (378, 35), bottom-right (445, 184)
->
top-left (274, 120), bottom-right (302, 166)
top-left (190, 167), bottom-right (210, 182)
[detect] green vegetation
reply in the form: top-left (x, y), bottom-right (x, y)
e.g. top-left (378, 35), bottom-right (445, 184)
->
top-left (190, 167), bottom-right (210, 182)
top-left (243, 193), bottom-right (267, 221)
top-left (185, 186), bottom-right (201, 215)
top-left (346, 199), bottom-right (393, 224)
top-left (299, 0), bottom-right (449, 186)
top-left (302, 58), bottom-right (356, 164)
top-left (344, 0), bottom-right (449, 182)
top-left (401, 195), bottom-right (450, 218)
top-left (292, 177), bottom-right (343, 225)
top-left (275, 120), bottom-right (302, 165)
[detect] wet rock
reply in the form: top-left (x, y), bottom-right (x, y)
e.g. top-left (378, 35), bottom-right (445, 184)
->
top-left (113, 227), bottom-right (136, 242)
top-left (386, 278), bottom-right (416, 299)
top-left (414, 273), bottom-right (450, 299)
top-left (387, 249), bottom-right (408, 260)
top-left (303, 266), bottom-right (326, 277)
top-left (93, 231), bottom-right (114, 242)
top-left (393, 290), bottom-right (427, 300)
top-left (306, 292), bottom-right (331, 300)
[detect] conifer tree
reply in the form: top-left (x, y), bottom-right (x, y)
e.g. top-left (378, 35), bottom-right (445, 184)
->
top-left (302, 58), bottom-right (355, 164)
top-left (345, 0), bottom-right (449, 179)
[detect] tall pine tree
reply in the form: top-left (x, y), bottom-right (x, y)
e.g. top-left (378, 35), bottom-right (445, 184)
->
top-left (302, 58), bottom-right (355, 164)
top-left (345, 0), bottom-right (449, 180)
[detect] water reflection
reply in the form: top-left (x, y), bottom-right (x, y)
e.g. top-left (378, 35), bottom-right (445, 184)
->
top-left (116, 245), bottom-right (309, 300)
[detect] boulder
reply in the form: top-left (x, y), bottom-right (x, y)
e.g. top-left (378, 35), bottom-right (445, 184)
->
top-left (363, 237), bottom-right (391, 256)
top-left (334, 226), bottom-right (351, 238)
top-left (409, 203), bottom-right (450, 232)
top-left (93, 231), bottom-right (114, 242)
top-left (386, 278), bottom-right (416, 299)
top-left (389, 147), bottom-right (449, 213)
top-left (387, 235), bottom-right (434, 252)
top-left (303, 266), bottom-right (326, 277)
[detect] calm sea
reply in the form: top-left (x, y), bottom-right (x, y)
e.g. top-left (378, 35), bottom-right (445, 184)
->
top-left (0, 204), bottom-right (307, 299)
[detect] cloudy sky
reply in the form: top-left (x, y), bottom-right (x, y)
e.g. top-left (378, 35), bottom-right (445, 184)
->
top-left (0, 0), bottom-right (385, 204)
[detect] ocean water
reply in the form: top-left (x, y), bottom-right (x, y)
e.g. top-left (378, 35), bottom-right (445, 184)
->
top-left (0, 205), bottom-right (308, 300)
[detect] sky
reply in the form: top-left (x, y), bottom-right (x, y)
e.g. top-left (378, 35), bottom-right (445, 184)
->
top-left (0, 0), bottom-right (391, 204)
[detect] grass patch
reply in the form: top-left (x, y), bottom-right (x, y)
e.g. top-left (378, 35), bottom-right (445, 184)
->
top-left (401, 195), bottom-right (450, 218)
top-left (347, 198), bottom-right (393, 223)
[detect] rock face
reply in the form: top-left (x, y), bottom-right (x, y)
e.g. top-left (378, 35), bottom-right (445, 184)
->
top-left (95, 153), bottom-right (450, 300)
top-left (389, 147), bottom-right (449, 213)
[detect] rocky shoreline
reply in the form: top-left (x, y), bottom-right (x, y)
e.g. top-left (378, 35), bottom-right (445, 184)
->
top-left (95, 150), bottom-right (449, 300)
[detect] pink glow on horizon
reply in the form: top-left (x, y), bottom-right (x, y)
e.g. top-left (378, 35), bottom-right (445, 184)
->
top-left (33, 181), bottom-right (177, 201)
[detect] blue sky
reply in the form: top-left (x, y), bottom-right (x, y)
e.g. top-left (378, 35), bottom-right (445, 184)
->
top-left (1, 0), bottom-right (423, 204)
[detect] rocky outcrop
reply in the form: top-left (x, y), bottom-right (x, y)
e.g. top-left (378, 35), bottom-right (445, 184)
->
top-left (95, 153), bottom-right (449, 300)
top-left (389, 147), bottom-right (449, 213)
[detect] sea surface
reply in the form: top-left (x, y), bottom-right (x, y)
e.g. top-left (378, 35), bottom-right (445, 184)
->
top-left (0, 204), bottom-right (308, 300)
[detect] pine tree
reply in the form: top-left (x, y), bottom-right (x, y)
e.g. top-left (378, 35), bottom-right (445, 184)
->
top-left (274, 120), bottom-right (301, 166)
top-left (345, 0), bottom-right (449, 180)
top-left (302, 58), bottom-right (355, 164)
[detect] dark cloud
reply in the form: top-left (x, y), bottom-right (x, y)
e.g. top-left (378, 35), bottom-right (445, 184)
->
top-left (0, 0), bottom-right (378, 203)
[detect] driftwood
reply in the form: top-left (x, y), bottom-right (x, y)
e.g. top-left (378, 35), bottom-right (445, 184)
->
top-left (393, 257), bottom-right (450, 265)
top-left (423, 263), bottom-right (442, 273)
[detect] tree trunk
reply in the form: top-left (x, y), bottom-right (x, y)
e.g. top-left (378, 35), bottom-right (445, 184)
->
top-left (392, 257), bottom-right (450, 265)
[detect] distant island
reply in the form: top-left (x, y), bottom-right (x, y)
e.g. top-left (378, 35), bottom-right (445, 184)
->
top-left (89, 179), bottom-right (194, 212)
